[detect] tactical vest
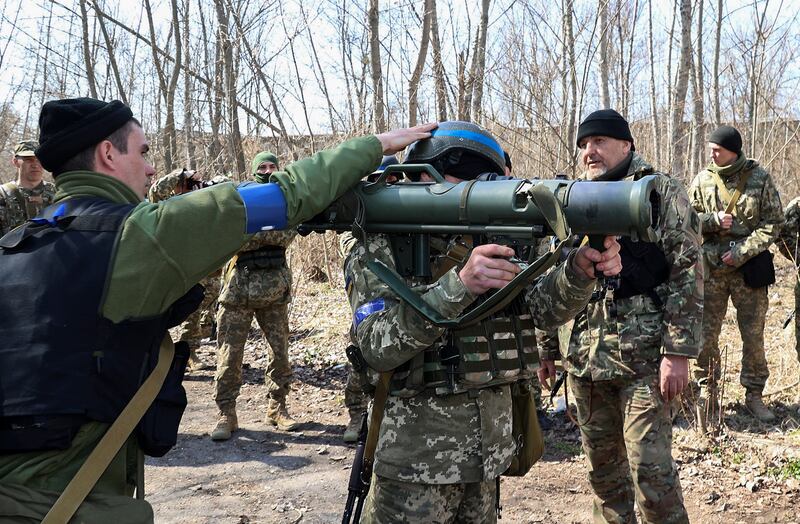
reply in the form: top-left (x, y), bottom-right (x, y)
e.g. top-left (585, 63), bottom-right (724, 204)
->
top-left (0, 197), bottom-right (203, 456)
top-left (614, 237), bottom-right (669, 305)
top-left (388, 296), bottom-right (539, 397)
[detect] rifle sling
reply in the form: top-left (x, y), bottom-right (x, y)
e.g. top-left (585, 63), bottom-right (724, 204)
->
top-left (709, 169), bottom-right (752, 216)
top-left (361, 371), bottom-right (393, 484)
top-left (42, 336), bottom-right (175, 524)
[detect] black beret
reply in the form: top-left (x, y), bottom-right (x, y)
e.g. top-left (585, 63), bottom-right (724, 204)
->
top-left (708, 125), bottom-right (742, 155)
top-left (576, 109), bottom-right (635, 151)
top-left (35, 98), bottom-right (134, 172)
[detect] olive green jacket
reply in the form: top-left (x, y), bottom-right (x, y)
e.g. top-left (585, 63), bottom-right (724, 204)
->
top-left (0, 135), bottom-right (382, 522)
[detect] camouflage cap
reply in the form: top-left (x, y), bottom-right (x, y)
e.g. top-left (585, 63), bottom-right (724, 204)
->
top-left (14, 140), bottom-right (39, 158)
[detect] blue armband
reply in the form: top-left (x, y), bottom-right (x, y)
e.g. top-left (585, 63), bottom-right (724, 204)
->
top-left (236, 182), bottom-right (288, 233)
top-left (354, 298), bottom-right (388, 329)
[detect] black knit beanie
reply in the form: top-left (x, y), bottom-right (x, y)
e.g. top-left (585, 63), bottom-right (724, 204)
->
top-left (708, 125), bottom-right (742, 155)
top-left (576, 109), bottom-right (635, 151)
top-left (35, 98), bottom-right (134, 173)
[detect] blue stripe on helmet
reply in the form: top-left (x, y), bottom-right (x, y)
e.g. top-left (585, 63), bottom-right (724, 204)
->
top-left (430, 128), bottom-right (505, 159)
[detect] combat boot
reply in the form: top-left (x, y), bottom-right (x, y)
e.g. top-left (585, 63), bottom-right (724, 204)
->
top-left (343, 411), bottom-right (365, 443)
top-left (210, 407), bottom-right (239, 441)
top-left (745, 391), bottom-right (776, 423)
top-left (267, 399), bottom-right (300, 431)
top-left (186, 348), bottom-right (204, 372)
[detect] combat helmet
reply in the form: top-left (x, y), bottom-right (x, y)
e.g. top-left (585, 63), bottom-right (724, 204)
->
top-left (404, 121), bottom-right (506, 180)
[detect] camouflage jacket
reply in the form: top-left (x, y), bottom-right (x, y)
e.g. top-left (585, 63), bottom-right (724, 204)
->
top-left (344, 232), bottom-right (594, 483)
top-left (0, 180), bottom-right (56, 236)
top-left (689, 158), bottom-right (783, 275)
top-left (558, 154), bottom-right (704, 381)
top-left (218, 229), bottom-right (297, 308)
top-left (147, 171), bottom-right (185, 202)
top-left (777, 196), bottom-right (800, 267)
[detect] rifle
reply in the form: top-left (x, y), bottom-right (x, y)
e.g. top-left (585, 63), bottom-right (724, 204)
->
top-left (342, 413), bottom-right (369, 524)
top-left (300, 163), bottom-right (661, 328)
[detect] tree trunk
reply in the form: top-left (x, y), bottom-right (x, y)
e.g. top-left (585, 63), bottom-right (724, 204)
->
top-left (164, 0), bottom-right (182, 171)
top-left (457, 51), bottom-right (470, 120)
top-left (561, 0), bottom-right (578, 173)
top-left (368, 0), bottom-right (386, 132)
top-left (713, 0), bottom-right (722, 125)
top-left (670, 0), bottom-right (692, 177)
top-left (429, 0), bottom-right (447, 121)
top-left (469, 0), bottom-right (491, 124)
top-left (691, 0), bottom-right (705, 175)
top-left (79, 0), bottom-right (98, 98)
top-left (598, 0), bottom-right (611, 109)
top-left (648, 0), bottom-right (661, 167)
top-left (93, 1), bottom-right (128, 104)
top-left (213, 0), bottom-right (246, 177)
top-left (408, 0), bottom-right (432, 127)
top-left (182, 0), bottom-right (195, 169)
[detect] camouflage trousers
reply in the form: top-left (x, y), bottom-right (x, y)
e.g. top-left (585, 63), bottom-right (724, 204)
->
top-left (344, 363), bottom-right (368, 415)
top-left (213, 302), bottom-right (292, 409)
top-left (361, 474), bottom-right (497, 524)
top-left (693, 270), bottom-right (769, 393)
top-left (794, 281), bottom-right (800, 364)
top-left (570, 374), bottom-right (688, 524)
top-left (178, 274), bottom-right (221, 350)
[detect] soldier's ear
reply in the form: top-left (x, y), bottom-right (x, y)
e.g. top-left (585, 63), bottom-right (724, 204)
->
top-left (93, 140), bottom-right (116, 173)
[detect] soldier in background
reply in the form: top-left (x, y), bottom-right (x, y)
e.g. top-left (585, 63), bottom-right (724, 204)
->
top-left (540, 109), bottom-right (703, 524)
top-left (149, 168), bottom-right (229, 370)
top-left (689, 125), bottom-right (784, 424)
top-left (211, 151), bottom-right (299, 441)
top-left (777, 197), bottom-right (800, 365)
top-left (1, 140), bottom-right (56, 235)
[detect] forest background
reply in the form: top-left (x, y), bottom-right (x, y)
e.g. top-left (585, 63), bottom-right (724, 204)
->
top-left (1, 0), bottom-right (799, 193)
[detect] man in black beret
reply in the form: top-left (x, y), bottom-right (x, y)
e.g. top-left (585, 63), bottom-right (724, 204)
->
top-left (689, 125), bottom-right (784, 425)
top-left (539, 108), bottom-right (703, 524)
top-left (0, 96), bottom-right (435, 523)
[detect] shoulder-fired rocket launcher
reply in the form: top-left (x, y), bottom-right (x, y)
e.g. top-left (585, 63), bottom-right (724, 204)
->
top-left (299, 164), bottom-right (661, 328)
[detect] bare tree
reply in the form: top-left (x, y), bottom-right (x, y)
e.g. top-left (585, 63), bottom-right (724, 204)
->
top-left (469, 0), bottom-right (491, 124)
top-left (79, 0), bottom-right (98, 98)
top-left (429, 0), bottom-right (447, 121)
top-left (712, 0), bottom-right (722, 125)
top-left (690, 0), bottom-right (706, 175)
top-left (368, 0), bottom-right (386, 132)
top-left (181, 0), bottom-right (195, 169)
top-left (92, 0), bottom-right (127, 104)
top-left (408, 0), bottom-right (433, 127)
top-left (561, 0), bottom-right (578, 173)
top-left (213, 0), bottom-right (246, 176)
top-left (144, 0), bottom-right (181, 171)
top-left (598, 0), bottom-right (611, 108)
top-left (670, 0), bottom-right (692, 177)
top-left (647, 0), bottom-right (661, 167)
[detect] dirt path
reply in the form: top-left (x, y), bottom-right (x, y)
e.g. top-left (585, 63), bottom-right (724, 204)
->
top-left (146, 266), bottom-right (800, 523)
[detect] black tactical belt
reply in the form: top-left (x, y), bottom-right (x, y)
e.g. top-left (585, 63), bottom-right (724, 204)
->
top-left (236, 246), bottom-right (286, 270)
